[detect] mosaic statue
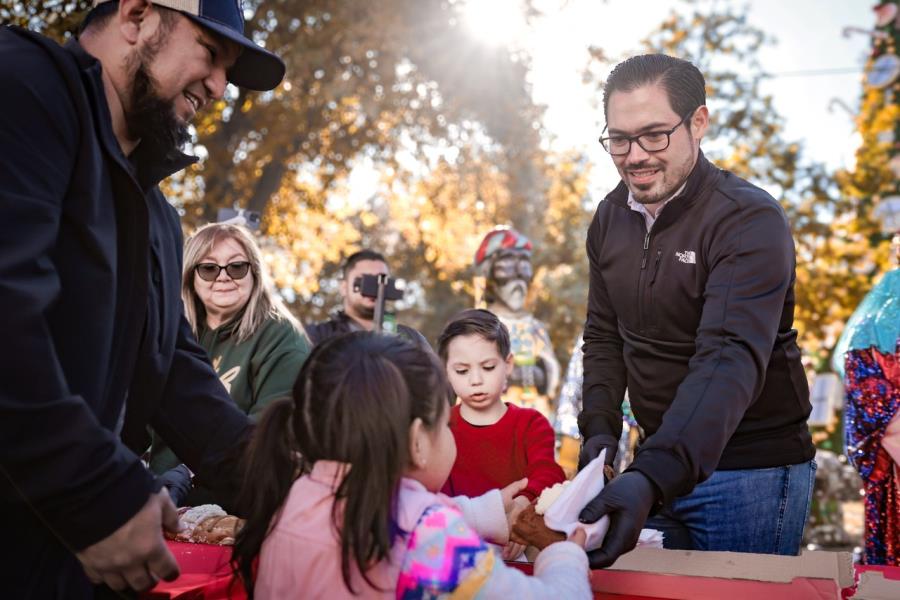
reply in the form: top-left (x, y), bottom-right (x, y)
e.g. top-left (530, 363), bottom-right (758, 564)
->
top-left (475, 227), bottom-right (560, 421)
top-left (833, 237), bottom-right (900, 565)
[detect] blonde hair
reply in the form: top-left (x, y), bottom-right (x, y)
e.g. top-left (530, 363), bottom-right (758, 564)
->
top-left (182, 223), bottom-right (305, 343)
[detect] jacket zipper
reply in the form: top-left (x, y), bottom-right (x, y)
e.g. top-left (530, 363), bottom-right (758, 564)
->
top-left (647, 248), bottom-right (662, 331)
top-left (649, 248), bottom-right (662, 285)
top-left (640, 231), bottom-right (650, 269)
top-left (637, 231), bottom-right (650, 331)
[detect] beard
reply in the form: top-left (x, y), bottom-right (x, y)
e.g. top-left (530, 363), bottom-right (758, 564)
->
top-left (124, 40), bottom-right (190, 152)
top-left (622, 150), bottom-right (695, 205)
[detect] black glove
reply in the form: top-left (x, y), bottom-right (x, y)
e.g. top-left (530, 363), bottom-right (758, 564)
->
top-left (578, 433), bottom-right (619, 472)
top-left (578, 470), bottom-right (659, 569)
top-left (159, 464), bottom-right (193, 507)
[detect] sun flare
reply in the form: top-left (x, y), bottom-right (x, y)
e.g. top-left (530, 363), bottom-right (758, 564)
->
top-left (462, 0), bottom-right (529, 47)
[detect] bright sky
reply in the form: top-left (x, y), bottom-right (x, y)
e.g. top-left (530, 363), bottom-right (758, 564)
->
top-left (344, 0), bottom-right (874, 208)
top-left (522, 0), bottom-right (873, 194)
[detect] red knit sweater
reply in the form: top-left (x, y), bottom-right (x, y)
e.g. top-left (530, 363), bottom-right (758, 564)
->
top-left (440, 402), bottom-right (566, 502)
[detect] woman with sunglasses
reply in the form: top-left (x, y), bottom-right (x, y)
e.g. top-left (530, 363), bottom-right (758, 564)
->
top-left (148, 223), bottom-right (311, 506)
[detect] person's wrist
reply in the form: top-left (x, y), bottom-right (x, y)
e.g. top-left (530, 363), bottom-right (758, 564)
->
top-left (579, 433), bottom-right (619, 469)
top-left (626, 470), bottom-right (662, 513)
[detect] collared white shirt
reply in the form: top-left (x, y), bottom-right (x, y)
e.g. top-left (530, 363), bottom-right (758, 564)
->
top-left (627, 180), bottom-right (687, 232)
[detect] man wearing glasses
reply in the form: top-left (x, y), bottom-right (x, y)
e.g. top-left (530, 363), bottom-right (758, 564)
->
top-left (575, 55), bottom-right (815, 567)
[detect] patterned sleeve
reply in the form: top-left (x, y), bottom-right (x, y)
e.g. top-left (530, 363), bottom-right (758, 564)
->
top-left (396, 505), bottom-right (496, 599)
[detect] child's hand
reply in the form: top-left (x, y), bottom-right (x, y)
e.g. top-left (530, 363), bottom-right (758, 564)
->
top-left (499, 478), bottom-right (528, 513)
top-left (568, 527), bottom-right (587, 549)
top-left (501, 540), bottom-right (526, 561)
top-left (506, 495), bottom-right (530, 541)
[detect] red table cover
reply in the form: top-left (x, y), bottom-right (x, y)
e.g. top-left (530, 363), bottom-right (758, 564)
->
top-left (144, 541), bottom-right (900, 599)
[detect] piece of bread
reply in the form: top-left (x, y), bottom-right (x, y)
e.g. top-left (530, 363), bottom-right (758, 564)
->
top-left (511, 503), bottom-right (565, 550)
top-left (164, 504), bottom-right (244, 546)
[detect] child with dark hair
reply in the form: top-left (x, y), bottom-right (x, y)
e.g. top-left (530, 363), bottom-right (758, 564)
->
top-left (438, 309), bottom-right (567, 560)
top-left (232, 331), bottom-right (589, 598)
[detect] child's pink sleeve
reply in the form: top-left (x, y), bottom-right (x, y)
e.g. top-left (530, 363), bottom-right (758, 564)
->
top-left (521, 411), bottom-right (567, 501)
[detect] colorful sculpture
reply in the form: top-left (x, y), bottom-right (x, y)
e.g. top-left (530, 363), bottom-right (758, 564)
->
top-left (835, 265), bottom-right (900, 565)
top-left (475, 227), bottom-right (560, 421)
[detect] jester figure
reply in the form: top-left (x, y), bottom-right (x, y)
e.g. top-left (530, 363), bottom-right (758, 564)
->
top-left (834, 238), bottom-right (900, 565)
top-left (474, 228), bottom-right (560, 421)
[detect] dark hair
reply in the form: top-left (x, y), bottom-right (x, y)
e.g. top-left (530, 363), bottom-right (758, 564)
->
top-left (232, 332), bottom-right (451, 597)
top-left (80, 1), bottom-right (178, 35)
top-left (342, 249), bottom-right (388, 277)
top-left (603, 54), bottom-right (706, 123)
top-left (437, 308), bottom-right (511, 363)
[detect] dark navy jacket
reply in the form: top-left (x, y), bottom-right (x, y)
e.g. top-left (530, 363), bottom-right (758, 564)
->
top-left (306, 309), bottom-right (431, 349)
top-left (579, 152), bottom-right (815, 505)
top-left (0, 25), bottom-right (252, 559)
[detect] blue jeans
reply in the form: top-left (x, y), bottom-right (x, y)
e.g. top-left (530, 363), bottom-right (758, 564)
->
top-left (644, 459), bottom-right (816, 555)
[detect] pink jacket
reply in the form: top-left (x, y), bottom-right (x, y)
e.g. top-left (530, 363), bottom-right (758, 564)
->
top-left (254, 461), bottom-right (590, 599)
top-left (255, 461), bottom-right (505, 598)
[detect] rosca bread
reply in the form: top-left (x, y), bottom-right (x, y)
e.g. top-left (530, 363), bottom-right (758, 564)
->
top-left (164, 504), bottom-right (244, 546)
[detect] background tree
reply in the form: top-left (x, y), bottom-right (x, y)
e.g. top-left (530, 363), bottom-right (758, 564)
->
top-left (7, 0), bottom-right (889, 374)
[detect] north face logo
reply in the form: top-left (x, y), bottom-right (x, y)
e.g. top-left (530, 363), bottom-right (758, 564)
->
top-left (675, 250), bottom-right (696, 264)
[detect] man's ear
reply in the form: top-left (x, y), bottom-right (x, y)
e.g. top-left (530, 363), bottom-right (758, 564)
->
top-left (408, 417), bottom-right (429, 470)
top-left (117, 0), bottom-right (154, 45)
top-left (690, 105), bottom-right (710, 142)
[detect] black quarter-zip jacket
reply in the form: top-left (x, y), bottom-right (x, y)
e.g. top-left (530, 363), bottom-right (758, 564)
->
top-left (579, 152), bottom-right (815, 504)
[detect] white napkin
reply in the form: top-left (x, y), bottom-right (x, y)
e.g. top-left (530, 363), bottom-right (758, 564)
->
top-left (543, 450), bottom-right (663, 552)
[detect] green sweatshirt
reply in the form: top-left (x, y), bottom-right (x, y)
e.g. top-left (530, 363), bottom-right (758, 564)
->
top-left (149, 315), bottom-right (310, 477)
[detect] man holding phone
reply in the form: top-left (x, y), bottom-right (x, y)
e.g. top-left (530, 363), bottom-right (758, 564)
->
top-left (305, 249), bottom-right (430, 348)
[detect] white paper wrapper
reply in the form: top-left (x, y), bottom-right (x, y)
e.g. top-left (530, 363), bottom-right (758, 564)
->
top-left (543, 450), bottom-right (663, 552)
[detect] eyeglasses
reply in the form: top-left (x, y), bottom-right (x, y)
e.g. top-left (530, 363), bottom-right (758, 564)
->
top-left (194, 261), bottom-right (251, 282)
top-left (599, 111), bottom-right (694, 156)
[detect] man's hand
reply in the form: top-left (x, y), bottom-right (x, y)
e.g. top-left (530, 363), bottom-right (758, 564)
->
top-left (578, 471), bottom-right (658, 568)
top-left (159, 464), bottom-right (193, 507)
top-left (75, 488), bottom-right (181, 592)
top-left (578, 433), bottom-right (619, 472)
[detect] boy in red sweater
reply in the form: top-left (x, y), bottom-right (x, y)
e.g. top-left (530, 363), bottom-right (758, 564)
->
top-left (438, 308), bottom-right (566, 560)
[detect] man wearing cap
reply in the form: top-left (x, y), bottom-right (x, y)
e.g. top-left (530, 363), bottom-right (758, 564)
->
top-left (0, 1), bottom-right (284, 597)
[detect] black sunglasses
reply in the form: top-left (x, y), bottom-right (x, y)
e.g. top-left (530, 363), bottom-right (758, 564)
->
top-left (195, 261), bottom-right (251, 282)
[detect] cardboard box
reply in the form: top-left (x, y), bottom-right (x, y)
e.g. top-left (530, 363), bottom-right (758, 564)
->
top-left (594, 547), bottom-right (854, 600)
top-left (850, 566), bottom-right (900, 600)
top-left (509, 547), bottom-right (855, 599)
